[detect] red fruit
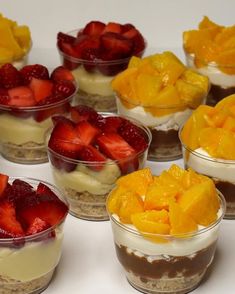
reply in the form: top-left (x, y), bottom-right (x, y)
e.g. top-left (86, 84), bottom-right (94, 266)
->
top-left (26, 217), bottom-right (51, 235)
top-left (0, 63), bottom-right (22, 89)
top-left (29, 78), bottom-right (53, 102)
top-left (0, 88), bottom-right (10, 105)
top-left (0, 200), bottom-right (24, 238)
top-left (81, 48), bottom-right (101, 72)
top-left (74, 35), bottom-right (100, 57)
top-left (103, 22), bottom-right (122, 34)
top-left (102, 116), bottom-right (123, 133)
top-left (75, 121), bottom-right (101, 145)
top-left (36, 182), bottom-right (58, 201)
top-left (53, 80), bottom-right (76, 98)
top-left (78, 145), bottom-right (106, 170)
top-left (58, 41), bottom-right (79, 58)
top-left (123, 28), bottom-right (145, 55)
top-left (50, 66), bottom-right (74, 82)
top-left (20, 64), bottom-right (49, 85)
top-left (0, 173), bottom-right (9, 197)
top-left (57, 32), bottom-right (76, 44)
top-left (118, 120), bottom-right (148, 152)
top-left (8, 86), bottom-right (35, 107)
top-left (50, 120), bottom-right (80, 144)
top-left (36, 93), bottom-right (64, 106)
top-left (121, 23), bottom-right (135, 33)
top-left (16, 193), bottom-right (68, 228)
top-left (70, 105), bottom-right (99, 123)
top-left (83, 21), bottom-right (105, 36)
top-left (52, 115), bottom-right (73, 126)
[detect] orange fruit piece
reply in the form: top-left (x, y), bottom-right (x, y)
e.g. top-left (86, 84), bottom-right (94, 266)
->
top-left (216, 128), bottom-right (235, 159)
top-left (169, 202), bottom-right (197, 235)
top-left (181, 69), bottom-right (209, 93)
top-left (198, 16), bottom-right (223, 30)
top-left (198, 127), bottom-right (222, 157)
top-left (181, 168), bottom-right (210, 190)
top-left (222, 116), bottom-right (235, 131)
top-left (167, 164), bottom-right (187, 181)
top-left (215, 94), bottom-right (235, 112)
top-left (216, 49), bottom-right (235, 74)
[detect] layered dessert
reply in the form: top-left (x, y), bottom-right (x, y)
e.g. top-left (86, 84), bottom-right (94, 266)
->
top-left (57, 21), bottom-right (146, 112)
top-left (112, 51), bottom-right (209, 161)
top-left (0, 173), bottom-right (68, 293)
top-left (47, 105), bottom-right (151, 220)
top-left (0, 13), bottom-right (31, 68)
top-left (107, 165), bottom-right (225, 294)
top-left (180, 95), bottom-right (235, 218)
top-left (0, 64), bottom-right (76, 163)
top-left (183, 16), bottom-right (235, 105)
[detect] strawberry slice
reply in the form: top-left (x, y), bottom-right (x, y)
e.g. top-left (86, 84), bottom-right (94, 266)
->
top-left (121, 23), bottom-right (135, 33)
top-left (81, 47), bottom-right (101, 72)
top-left (8, 86), bottom-right (35, 107)
top-left (70, 105), bottom-right (100, 123)
top-left (123, 28), bottom-right (145, 55)
top-left (0, 63), bottom-right (22, 89)
top-left (53, 80), bottom-right (76, 98)
top-left (58, 41), bottom-right (80, 59)
top-left (52, 115), bottom-right (74, 126)
top-left (0, 88), bottom-right (10, 105)
top-left (96, 133), bottom-right (138, 173)
top-left (78, 145), bottom-right (106, 171)
top-left (118, 119), bottom-right (148, 152)
top-left (29, 78), bottom-right (53, 102)
top-left (20, 64), bottom-right (49, 85)
top-left (16, 193), bottom-right (68, 228)
top-left (36, 182), bottom-right (58, 201)
top-left (50, 66), bottom-right (74, 82)
top-left (75, 121), bottom-right (100, 145)
top-left (26, 217), bottom-right (52, 236)
top-left (0, 173), bottom-right (9, 197)
top-left (103, 22), bottom-right (122, 34)
top-left (83, 21), bottom-right (105, 36)
top-left (101, 116), bottom-right (123, 133)
top-left (0, 200), bottom-right (24, 238)
top-left (57, 32), bottom-right (76, 44)
top-left (49, 120), bottom-right (81, 144)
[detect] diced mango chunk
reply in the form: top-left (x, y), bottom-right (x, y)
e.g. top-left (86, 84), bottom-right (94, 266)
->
top-left (168, 164), bottom-right (187, 181)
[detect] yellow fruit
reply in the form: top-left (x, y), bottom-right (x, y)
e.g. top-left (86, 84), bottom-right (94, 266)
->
top-left (128, 56), bottom-right (142, 68)
top-left (215, 94), bottom-right (235, 112)
top-left (215, 26), bottom-right (235, 46)
top-left (216, 49), bottom-right (235, 74)
top-left (156, 170), bottom-right (184, 194)
top-left (178, 180), bottom-right (219, 226)
top-left (181, 168), bottom-right (209, 190)
top-left (169, 202), bottom-right (198, 235)
top-left (216, 129), bottom-right (235, 159)
top-left (107, 186), bottom-right (130, 214)
top-left (13, 25), bottom-right (31, 51)
top-left (198, 127), bottom-right (222, 157)
top-left (199, 16), bottom-right (223, 30)
top-left (167, 164), bottom-right (187, 181)
top-left (0, 47), bottom-right (13, 63)
top-left (223, 116), bottom-right (235, 131)
top-left (116, 168), bottom-right (153, 196)
top-left (181, 69), bottom-right (209, 93)
top-left (151, 52), bottom-right (185, 85)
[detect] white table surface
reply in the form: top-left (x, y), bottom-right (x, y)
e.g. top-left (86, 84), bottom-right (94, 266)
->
top-left (1, 0), bottom-right (235, 292)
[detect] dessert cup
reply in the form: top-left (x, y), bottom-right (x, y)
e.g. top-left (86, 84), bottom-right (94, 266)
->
top-left (180, 138), bottom-right (235, 219)
top-left (116, 93), bottom-right (199, 162)
top-left (0, 90), bottom-right (75, 164)
top-left (47, 114), bottom-right (151, 221)
top-left (185, 53), bottom-right (235, 106)
top-left (0, 177), bottom-right (68, 294)
top-left (57, 29), bottom-right (145, 112)
top-left (108, 191), bottom-right (225, 294)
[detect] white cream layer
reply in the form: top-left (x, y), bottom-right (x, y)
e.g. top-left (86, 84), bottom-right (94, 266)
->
top-left (0, 231), bottom-right (63, 282)
top-left (111, 214), bottom-right (220, 257)
top-left (116, 99), bottom-right (192, 130)
top-left (53, 160), bottom-right (121, 195)
top-left (186, 147), bottom-right (235, 183)
top-left (187, 56), bottom-right (235, 88)
top-left (0, 114), bottom-right (52, 144)
top-left (72, 66), bottom-right (114, 96)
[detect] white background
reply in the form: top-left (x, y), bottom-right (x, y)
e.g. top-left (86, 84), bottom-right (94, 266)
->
top-left (0, 0), bottom-right (235, 293)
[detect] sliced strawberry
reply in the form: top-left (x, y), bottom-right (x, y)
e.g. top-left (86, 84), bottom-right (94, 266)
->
top-left (50, 66), bottom-right (74, 82)
top-left (8, 86), bottom-right (35, 107)
top-left (16, 193), bottom-right (68, 228)
top-left (49, 120), bottom-right (80, 143)
top-left (0, 64), bottom-right (22, 89)
top-left (70, 105), bottom-right (99, 123)
top-left (118, 119), bottom-right (148, 152)
top-left (36, 182), bottom-right (58, 201)
top-left (74, 35), bottom-right (100, 58)
top-left (75, 121), bottom-right (101, 145)
top-left (0, 200), bottom-right (24, 238)
top-left (53, 80), bottom-right (76, 98)
top-left (52, 115), bottom-right (74, 126)
top-left (26, 217), bottom-right (51, 236)
top-left (0, 173), bottom-right (9, 197)
top-left (29, 78), bottom-right (53, 102)
top-left (123, 28), bottom-right (145, 55)
top-left (83, 21), bottom-right (105, 36)
top-left (0, 88), bottom-right (10, 105)
top-left (78, 145), bottom-right (106, 171)
top-left (20, 64), bottom-right (49, 85)
top-left (58, 41), bottom-right (80, 59)
top-left (57, 32), bottom-right (76, 44)
top-left (81, 47), bottom-right (101, 72)
top-left (103, 22), bottom-right (122, 34)
top-left (121, 23), bottom-right (135, 33)
top-left (96, 133), bottom-right (138, 174)
top-left (101, 116), bottom-right (123, 133)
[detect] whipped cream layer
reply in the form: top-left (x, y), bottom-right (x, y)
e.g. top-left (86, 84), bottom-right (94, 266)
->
top-left (111, 213), bottom-right (221, 257)
top-left (53, 160), bottom-right (121, 195)
top-left (187, 56), bottom-right (235, 88)
top-left (0, 231), bottom-right (63, 282)
top-left (0, 114), bottom-right (52, 144)
top-left (186, 147), bottom-right (235, 183)
top-left (72, 66), bottom-right (114, 96)
top-left (117, 99), bottom-right (192, 130)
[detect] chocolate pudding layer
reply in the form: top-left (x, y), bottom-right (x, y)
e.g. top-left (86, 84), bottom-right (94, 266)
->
top-left (207, 84), bottom-right (235, 106)
top-left (215, 180), bottom-right (235, 218)
top-left (115, 243), bottom-right (216, 293)
top-left (148, 128), bottom-right (181, 161)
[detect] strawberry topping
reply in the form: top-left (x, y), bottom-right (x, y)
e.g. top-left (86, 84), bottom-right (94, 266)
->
top-left (50, 66), bottom-right (74, 82)
top-left (26, 217), bottom-right (51, 236)
top-left (0, 64), bottom-right (22, 89)
top-left (20, 64), bottom-right (49, 85)
top-left (8, 86), bottom-right (35, 107)
top-left (29, 78), bottom-right (53, 102)
top-left (83, 21), bottom-right (105, 36)
top-left (0, 174), bottom-right (9, 197)
top-left (53, 80), bottom-right (76, 98)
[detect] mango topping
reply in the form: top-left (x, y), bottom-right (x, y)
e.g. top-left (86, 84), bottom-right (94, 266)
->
top-left (181, 94), bottom-right (235, 160)
top-left (183, 16), bottom-right (235, 74)
top-left (112, 51), bottom-right (209, 117)
top-left (108, 165), bottom-right (220, 241)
